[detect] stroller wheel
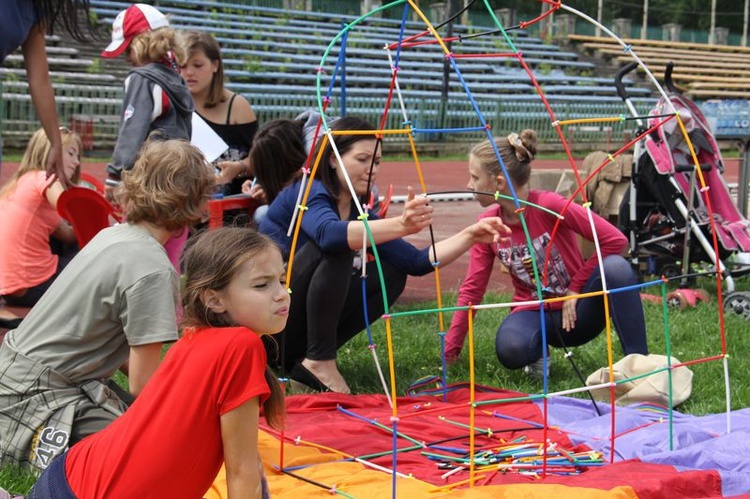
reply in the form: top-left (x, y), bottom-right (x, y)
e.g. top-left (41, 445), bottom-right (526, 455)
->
top-left (666, 291), bottom-right (689, 309)
top-left (659, 263), bottom-right (681, 280)
top-left (724, 292), bottom-right (750, 320)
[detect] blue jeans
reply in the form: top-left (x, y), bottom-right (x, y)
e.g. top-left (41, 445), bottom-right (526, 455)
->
top-left (495, 255), bottom-right (649, 369)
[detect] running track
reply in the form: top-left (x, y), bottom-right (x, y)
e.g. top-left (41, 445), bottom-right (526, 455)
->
top-left (1, 158), bottom-right (742, 303)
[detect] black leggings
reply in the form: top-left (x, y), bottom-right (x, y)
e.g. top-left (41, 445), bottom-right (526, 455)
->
top-left (274, 243), bottom-right (407, 371)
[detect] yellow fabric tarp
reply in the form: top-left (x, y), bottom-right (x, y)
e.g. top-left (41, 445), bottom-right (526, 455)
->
top-left (205, 431), bottom-right (638, 498)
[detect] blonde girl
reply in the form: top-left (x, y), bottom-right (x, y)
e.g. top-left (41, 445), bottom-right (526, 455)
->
top-left (0, 128), bottom-right (81, 307)
top-left (445, 130), bottom-right (649, 376)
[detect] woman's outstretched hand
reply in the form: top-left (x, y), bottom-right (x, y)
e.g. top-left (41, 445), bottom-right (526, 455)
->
top-left (427, 215), bottom-right (511, 268)
top-left (466, 216), bottom-right (512, 244)
top-left (400, 186), bottom-right (434, 235)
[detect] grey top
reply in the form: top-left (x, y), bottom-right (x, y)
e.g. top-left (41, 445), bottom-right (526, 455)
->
top-left (295, 109), bottom-right (337, 153)
top-left (6, 223), bottom-right (179, 382)
top-left (107, 62), bottom-right (194, 178)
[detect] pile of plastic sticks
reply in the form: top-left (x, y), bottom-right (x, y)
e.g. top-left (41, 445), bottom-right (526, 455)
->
top-left (423, 435), bottom-right (605, 480)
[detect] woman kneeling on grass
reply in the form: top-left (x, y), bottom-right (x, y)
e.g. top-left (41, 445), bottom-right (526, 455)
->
top-left (22, 228), bottom-right (288, 498)
top-left (259, 116), bottom-right (510, 394)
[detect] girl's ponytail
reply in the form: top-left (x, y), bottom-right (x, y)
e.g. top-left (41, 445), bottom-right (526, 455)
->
top-left (261, 366), bottom-right (286, 430)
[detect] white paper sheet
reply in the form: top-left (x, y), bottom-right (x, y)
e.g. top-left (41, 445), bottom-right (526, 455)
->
top-left (190, 112), bottom-right (229, 163)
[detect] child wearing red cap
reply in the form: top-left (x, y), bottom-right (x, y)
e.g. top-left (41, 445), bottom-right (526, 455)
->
top-left (102, 3), bottom-right (194, 185)
top-left (101, 3), bottom-right (196, 272)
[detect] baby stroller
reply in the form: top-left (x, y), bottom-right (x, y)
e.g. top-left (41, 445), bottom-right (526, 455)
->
top-left (615, 62), bottom-right (750, 314)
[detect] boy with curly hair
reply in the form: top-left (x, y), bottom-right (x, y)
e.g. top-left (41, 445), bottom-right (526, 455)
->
top-left (0, 138), bottom-right (215, 471)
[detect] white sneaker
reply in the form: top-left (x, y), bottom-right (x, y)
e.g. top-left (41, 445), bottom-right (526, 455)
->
top-left (0, 488), bottom-right (22, 499)
top-left (523, 357), bottom-right (550, 380)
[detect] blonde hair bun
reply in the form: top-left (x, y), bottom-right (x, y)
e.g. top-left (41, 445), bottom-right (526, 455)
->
top-left (506, 129), bottom-right (537, 163)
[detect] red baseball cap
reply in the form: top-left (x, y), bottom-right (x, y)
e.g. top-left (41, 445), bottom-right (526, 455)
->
top-left (101, 3), bottom-right (169, 58)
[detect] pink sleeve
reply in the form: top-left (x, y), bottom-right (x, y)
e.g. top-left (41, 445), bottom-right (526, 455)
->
top-left (547, 193), bottom-right (627, 293)
top-left (445, 215), bottom-right (498, 357)
top-left (39, 171), bottom-right (58, 191)
top-left (35, 172), bottom-right (62, 227)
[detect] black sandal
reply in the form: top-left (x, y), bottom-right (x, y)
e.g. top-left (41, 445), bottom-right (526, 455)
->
top-left (289, 363), bottom-right (330, 392)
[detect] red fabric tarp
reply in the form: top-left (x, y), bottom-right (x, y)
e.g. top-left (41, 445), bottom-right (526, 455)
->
top-left (248, 386), bottom-right (723, 498)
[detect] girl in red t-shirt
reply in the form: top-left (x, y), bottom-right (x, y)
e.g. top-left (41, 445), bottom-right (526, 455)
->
top-left (26, 228), bottom-right (288, 498)
top-left (0, 127), bottom-right (81, 309)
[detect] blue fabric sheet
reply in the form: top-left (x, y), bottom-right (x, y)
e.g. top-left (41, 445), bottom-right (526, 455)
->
top-left (539, 397), bottom-right (750, 497)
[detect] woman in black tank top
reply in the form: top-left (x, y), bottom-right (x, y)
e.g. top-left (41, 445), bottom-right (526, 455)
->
top-left (181, 31), bottom-right (259, 196)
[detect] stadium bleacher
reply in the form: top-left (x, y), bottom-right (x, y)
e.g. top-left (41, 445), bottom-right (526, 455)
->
top-left (568, 34), bottom-right (750, 100)
top-left (2, 0), bottom-right (658, 150)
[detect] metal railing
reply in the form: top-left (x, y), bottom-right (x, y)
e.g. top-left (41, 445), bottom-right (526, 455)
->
top-left (1, 82), bottom-right (122, 149)
top-left (247, 92), bottom-right (655, 147)
top-left (2, 80), bottom-right (653, 151)
top-left (1, 0), bottom-right (662, 152)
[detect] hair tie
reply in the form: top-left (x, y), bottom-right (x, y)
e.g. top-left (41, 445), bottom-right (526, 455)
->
top-left (164, 50), bottom-right (180, 73)
top-left (506, 133), bottom-right (534, 162)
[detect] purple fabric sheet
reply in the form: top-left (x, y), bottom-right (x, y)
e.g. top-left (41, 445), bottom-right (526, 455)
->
top-left (537, 397), bottom-right (750, 497)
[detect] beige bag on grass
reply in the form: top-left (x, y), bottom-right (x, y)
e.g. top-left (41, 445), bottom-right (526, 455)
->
top-left (585, 354), bottom-right (693, 408)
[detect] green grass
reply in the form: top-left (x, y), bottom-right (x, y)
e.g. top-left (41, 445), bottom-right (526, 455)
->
top-left (2, 277), bottom-right (748, 493)
top-left (0, 464), bottom-right (38, 495)
top-left (337, 278), bottom-right (750, 416)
